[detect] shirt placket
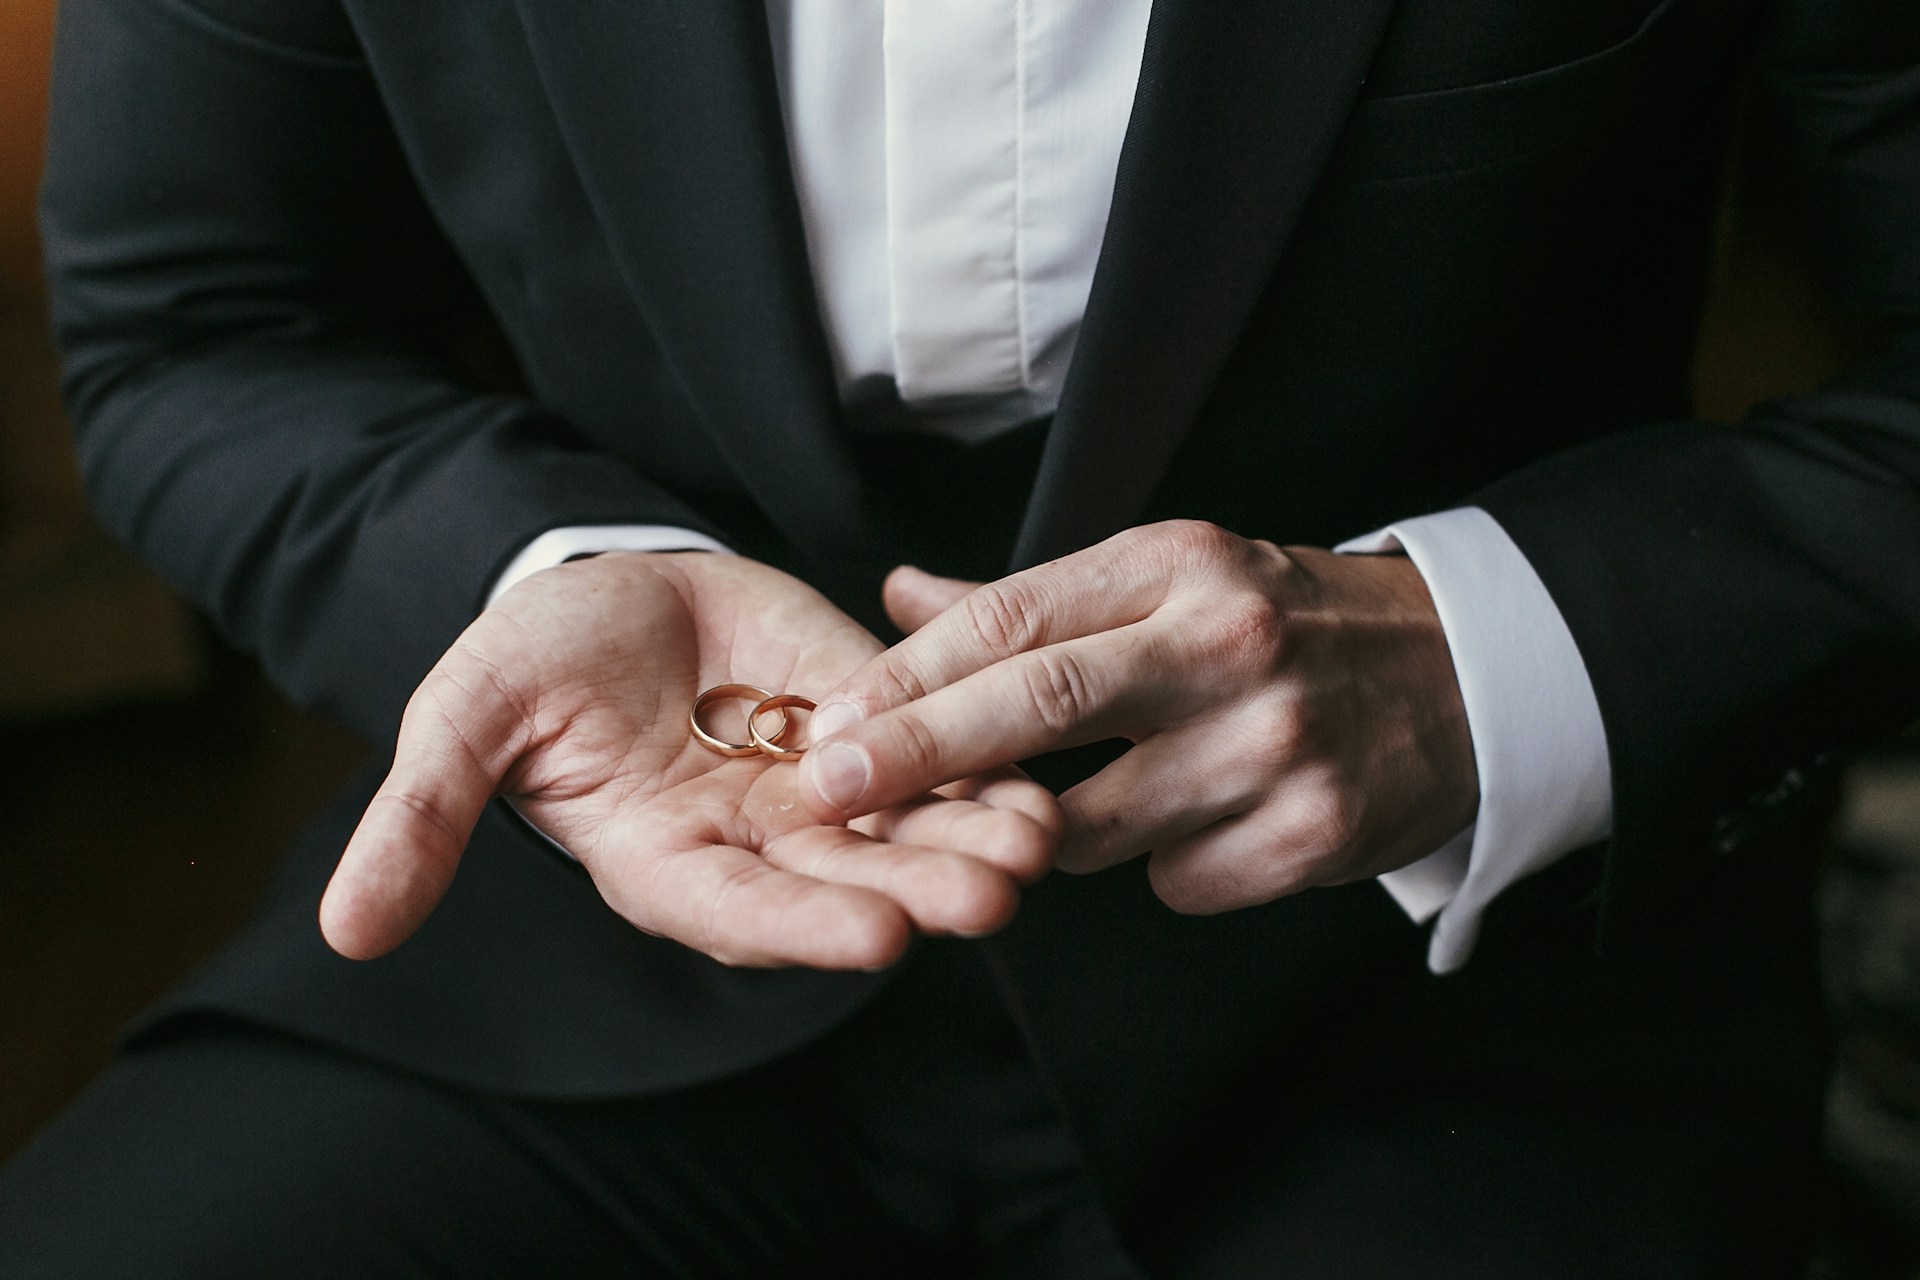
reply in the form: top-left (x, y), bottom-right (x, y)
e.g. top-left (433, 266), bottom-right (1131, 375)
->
top-left (883, 0), bottom-right (1027, 403)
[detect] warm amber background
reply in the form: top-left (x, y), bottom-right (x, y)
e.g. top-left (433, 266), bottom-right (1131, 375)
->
top-left (0, 0), bottom-right (361, 1166)
top-left (0, 0), bottom-right (202, 718)
top-left (0, 0), bottom-right (55, 298)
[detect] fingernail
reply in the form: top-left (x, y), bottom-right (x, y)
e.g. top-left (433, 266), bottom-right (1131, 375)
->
top-left (812, 741), bottom-right (871, 812)
top-left (810, 701), bottom-right (864, 743)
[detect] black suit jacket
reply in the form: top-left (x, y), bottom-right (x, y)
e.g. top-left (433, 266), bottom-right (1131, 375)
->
top-left (38, 0), bottom-right (1920, 1265)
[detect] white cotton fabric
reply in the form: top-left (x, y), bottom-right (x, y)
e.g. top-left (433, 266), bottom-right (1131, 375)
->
top-left (766, 0), bottom-right (1155, 439)
top-left (1342, 509), bottom-right (1614, 973)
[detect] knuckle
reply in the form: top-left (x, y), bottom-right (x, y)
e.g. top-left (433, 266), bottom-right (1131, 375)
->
top-left (1279, 784), bottom-right (1364, 861)
top-left (1237, 700), bottom-right (1308, 772)
top-left (1155, 518), bottom-right (1239, 565)
top-left (865, 659), bottom-right (929, 710)
top-left (961, 582), bottom-right (1037, 657)
top-left (372, 790), bottom-right (465, 860)
top-left (1020, 647), bottom-right (1098, 734)
top-left (1105, 522), bottom-right (1161, 559)
top-left (1206, 588), bottom-right (1284, 668)
top-left (888, 710), bottom-right (948, 780)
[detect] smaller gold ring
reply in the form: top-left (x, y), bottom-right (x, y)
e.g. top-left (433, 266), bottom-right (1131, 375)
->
top-left (692, 684), bottom-right (789, 757)
top-left (750, 694), bottom-right (817, 761)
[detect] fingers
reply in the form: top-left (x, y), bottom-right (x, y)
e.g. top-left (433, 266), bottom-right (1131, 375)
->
top-left (319, 644), bottom-right (531, 960)
top-left (815, 531), bottom-right (1177, 745)
top-left (800, 625), bottom-right (1179, 820)
top-left (605, 843), bottom-right (916, 970)
top-left (882, 565), bottom-right (979, 634)
top-left (852, 787), bottom-right (1058, 884)
top-left (1146, 779), bottom-right (1357, 914)
top-left (761, 826), bottom-right (1021, 938)
top-left (944, 767), bottom-right (1069, 842)
top-left (1053, 730), bottom-right (1253, 874)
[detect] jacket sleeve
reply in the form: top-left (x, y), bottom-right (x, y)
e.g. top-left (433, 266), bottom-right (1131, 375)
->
top-left (1468, 1), bottom-right (1920, 941)
top-left (39, 0), bottom-right (727, 744)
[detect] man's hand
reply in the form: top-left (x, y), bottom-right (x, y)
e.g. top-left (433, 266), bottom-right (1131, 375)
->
top-left (319, 553), bottom-right (1059, 970)
top-left (797, 520), bottom-right (1478, 914)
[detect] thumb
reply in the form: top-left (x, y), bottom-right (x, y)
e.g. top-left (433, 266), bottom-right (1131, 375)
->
top-left (883, 564), bottom-right (980, 634)
top-left (318, 659), bottom-right (528, 960)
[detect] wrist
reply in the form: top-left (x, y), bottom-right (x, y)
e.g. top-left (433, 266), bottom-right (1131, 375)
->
top-left (486, 525), bottom-right (735, 610)
top-left (1287, 545), bottom-right (1481, 863)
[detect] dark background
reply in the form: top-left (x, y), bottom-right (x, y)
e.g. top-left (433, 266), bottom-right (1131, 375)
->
top-left (0, 6), bottom-right (1914, 1273)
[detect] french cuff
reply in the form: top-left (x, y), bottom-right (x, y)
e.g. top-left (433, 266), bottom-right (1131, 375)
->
top-left (486, 524), bottom-right (735, 609)
top-left (1337, 506), bottom-right (1612, 975)
top-left (488, 524), bottom-right (736, 861)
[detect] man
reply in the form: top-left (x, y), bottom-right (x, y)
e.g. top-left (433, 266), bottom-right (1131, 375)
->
top-left (3, 0), bottom-right (1916, 1274)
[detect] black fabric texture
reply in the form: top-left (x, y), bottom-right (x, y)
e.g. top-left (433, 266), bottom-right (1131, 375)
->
top-left (0, 944), bottom-right (1142, 1280)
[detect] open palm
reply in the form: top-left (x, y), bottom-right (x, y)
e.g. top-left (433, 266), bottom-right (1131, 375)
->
top-left (320, 553), bottom-right (1058, 969)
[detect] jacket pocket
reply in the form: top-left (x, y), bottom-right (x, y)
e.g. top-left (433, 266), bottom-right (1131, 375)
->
top-left (1327, 0), bottom-right (1692, 183)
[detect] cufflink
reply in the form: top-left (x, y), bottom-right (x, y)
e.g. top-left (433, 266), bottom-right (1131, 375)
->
top-left (1710, 752), bottom-right (1844, 856)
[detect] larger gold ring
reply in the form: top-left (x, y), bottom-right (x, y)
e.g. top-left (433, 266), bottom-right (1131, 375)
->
top-left (691, 684), bottom-right (789, 757)
top-left (750, 694), bottom-right (816, 762)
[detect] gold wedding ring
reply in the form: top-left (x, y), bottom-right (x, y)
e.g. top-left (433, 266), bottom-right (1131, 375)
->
top-left (690, 684), bottom-right (790, 757)
top-left (749, 694), bottom-right (817, 762)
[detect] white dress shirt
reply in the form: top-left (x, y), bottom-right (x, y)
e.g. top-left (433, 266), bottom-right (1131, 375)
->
top-left (491, 0), bottom-right (1615, 973)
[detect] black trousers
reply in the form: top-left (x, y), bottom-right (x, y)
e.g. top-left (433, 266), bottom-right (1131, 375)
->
top-left (0, 921), bottom-right (1827, 1278)
top-left (0, 941), bottom-right (1142, 1279)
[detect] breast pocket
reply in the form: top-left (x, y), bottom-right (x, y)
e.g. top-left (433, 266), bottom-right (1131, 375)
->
top-left (1326, 0), bottom-right (1696, 184)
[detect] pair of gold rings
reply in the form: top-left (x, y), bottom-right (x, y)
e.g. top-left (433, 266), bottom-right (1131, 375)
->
top-left (690, 684), bottom-right (817, 762)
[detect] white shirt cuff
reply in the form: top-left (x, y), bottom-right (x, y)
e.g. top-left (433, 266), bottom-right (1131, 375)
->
top-left (1338, 506), bottom-right (1612, 974)
top-left (487, 524), bottom-right (735, 609)
top-left (488, 524), bottom-right (736, 861)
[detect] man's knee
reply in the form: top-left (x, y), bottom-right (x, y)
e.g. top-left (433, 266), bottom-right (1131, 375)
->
top-left (0, 1019), bottom-right (634, 1279)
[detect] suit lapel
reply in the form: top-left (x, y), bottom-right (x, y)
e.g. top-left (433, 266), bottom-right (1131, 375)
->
top-left (1012, 0), bottom-right (1401, 569)
top-left (509, 0), bottom-right (873, 570)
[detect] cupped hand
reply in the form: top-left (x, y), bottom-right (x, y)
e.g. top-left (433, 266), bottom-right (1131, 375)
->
top-left (319, 553), bottom-right (1059, 970)
top-left (797, 520), bottom-right (1478, 914)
